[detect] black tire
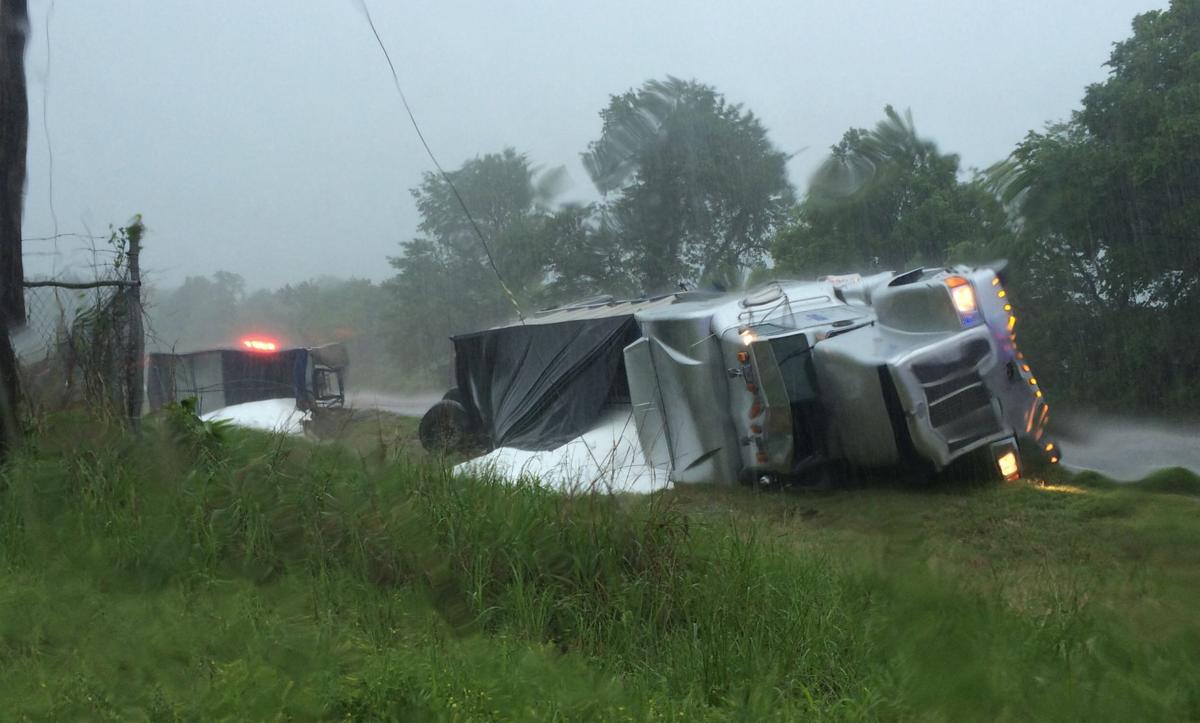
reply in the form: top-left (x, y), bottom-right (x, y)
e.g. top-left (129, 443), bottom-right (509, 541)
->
top-left (441, 387), bottom-right (464, 405)
top-left (419, 400), bottom-right (470, 452)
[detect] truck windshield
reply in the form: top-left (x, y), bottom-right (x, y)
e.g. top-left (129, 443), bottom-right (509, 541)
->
top-left (312, 366), bottom-right (344, 407)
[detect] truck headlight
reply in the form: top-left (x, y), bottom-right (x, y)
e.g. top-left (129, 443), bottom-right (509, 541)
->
top-left (945, 276), bottom-right (977, 314)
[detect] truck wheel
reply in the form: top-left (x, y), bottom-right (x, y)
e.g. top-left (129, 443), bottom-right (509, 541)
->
top-left (441, 387), bottom-right (463, 405)
top-left (419, 400), bottom-right (470, 452)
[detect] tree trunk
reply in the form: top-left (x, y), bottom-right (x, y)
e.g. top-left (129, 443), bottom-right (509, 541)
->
top-left (0, 0), bottom-right (29, 459)
top-left (0, 329), bottom-right (16, 457)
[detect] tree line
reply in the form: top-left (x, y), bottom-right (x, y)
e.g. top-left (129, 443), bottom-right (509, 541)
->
top-left (153, 0), bottom-right (1200, 412)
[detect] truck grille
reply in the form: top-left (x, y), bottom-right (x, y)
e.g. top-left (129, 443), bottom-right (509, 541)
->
top-left (911, 338), bottom-right (990, 384)
top-left (912, 339), bottom-right (1001, 450)
top-left (929, 381), bottom-right (991, 428)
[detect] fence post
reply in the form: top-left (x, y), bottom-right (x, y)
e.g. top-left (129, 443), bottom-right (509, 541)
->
top-left (125, 223), bottom-right (144, 430)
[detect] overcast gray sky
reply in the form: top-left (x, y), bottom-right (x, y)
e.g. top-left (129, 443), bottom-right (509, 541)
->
top-left (19, 0), bottom-right (1164, 290)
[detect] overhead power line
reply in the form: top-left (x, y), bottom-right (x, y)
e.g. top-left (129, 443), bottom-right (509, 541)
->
top-left (355, 0), bottom-right (525, 322)
top-left (23, 232), bottom-right (103, 242)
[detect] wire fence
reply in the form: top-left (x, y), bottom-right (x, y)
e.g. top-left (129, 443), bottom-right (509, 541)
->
top-left (15, 224), bottom-right (144, 426)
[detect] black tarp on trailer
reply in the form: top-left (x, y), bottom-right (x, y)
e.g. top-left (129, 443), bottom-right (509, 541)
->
top-left (452, 315), bottom-right (642, 451)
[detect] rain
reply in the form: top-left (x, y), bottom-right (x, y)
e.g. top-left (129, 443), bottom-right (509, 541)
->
top-left (2, 0), bottom-right (1199, 718)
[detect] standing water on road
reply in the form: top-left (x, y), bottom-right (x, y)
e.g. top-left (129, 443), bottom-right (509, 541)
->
top-left (1055, 412), bottom-right (1200, 482)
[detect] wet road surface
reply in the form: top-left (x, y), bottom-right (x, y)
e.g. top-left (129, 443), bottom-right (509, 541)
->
top-left (346, 390), bottom-right (441, 418)
top-left (1053, 412), bottom-right (1200, 481)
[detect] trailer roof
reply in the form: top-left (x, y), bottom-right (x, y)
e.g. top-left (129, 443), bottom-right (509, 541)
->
top-left (476, 290), bottom-right (720, 331)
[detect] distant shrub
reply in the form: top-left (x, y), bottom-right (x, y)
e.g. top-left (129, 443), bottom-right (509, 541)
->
top-left (1136, 467), bottom-right (1200, 496)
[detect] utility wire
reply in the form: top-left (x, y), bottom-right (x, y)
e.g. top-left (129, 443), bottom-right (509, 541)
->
top-left (23, 232), bottom-right (103, 242)
top-left (356, 0), bottom-right (525, 322)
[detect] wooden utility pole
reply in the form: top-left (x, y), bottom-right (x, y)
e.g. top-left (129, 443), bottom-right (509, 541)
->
top-left (124, 219), bottom-right (143, 429)
top-left (0, 0), bottom-right (29, 458)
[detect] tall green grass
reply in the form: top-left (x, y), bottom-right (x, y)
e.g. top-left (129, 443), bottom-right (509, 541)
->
top-left (1, 409), bottom-right (1197, 720)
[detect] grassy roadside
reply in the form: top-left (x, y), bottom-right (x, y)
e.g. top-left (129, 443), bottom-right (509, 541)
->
top-left (671, 469), bottom-right (1200, 641)
top-left (1, 410), bottom-right (1198, 720)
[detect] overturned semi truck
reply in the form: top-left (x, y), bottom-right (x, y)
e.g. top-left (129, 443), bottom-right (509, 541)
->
top-left (421, 266), bottom-right (1059, 484)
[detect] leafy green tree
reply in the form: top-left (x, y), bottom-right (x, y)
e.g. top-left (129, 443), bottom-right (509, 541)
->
top-left (988, 0), bottom-right (1200, 409)
top-left (773, 106), bottom-right (1011, 275)
top-left (384, 149), bottom-right (566, 378)
top-left (583, 77), bottom-right (795, 291)
top-left (539, 204), bottom-right (637, 301)
top-left (401, 149), bottom-right (561, 299)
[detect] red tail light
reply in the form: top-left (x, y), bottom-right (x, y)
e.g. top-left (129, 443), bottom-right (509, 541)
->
top-left (241, 338), bottom-right (279, 352)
